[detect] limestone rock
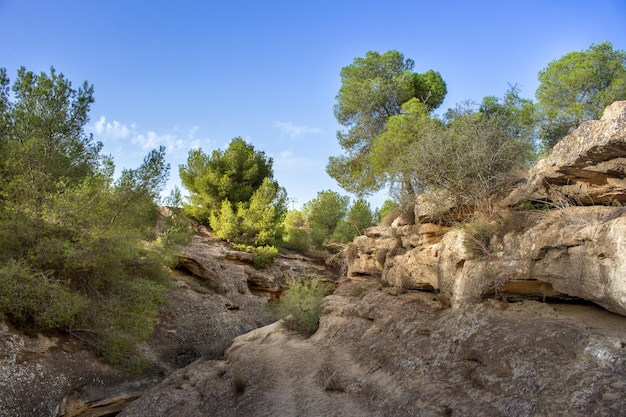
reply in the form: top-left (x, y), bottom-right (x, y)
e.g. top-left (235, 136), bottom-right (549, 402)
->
top-left (349, 206), bottom-right (626, 315)
top-left (119, 280), bottom-right (626, 417)
top-left (179, 229), bottom-right (340, 299)
top-left (0, 227), bottom-right (339, 416)
top-left (505, 100), bottom-right (626, 207)
top-left (345, 226), bottom-right (399, 277)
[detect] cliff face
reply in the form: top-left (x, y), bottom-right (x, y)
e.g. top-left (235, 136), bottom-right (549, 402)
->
top-left (118, 102), bottom-right (626, 417)
top-left (348, 101), bottom-right (626, 317)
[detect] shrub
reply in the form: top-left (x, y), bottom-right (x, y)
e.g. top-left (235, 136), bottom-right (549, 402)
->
top-left (0, 260), bottom-right (87, 331)
top-left (280, 210), bottom-right (310, 253)
top-left (462, 222), bottom-right (496, 258)
top-left (251, 245), bottom-right (279, 269)
top-left (234, 244), bottom-right (279, 269)
top-left (270, 277), bottom-right (333, 336)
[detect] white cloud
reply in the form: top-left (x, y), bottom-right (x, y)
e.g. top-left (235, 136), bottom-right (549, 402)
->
top-left (275, 121), bottom-right (322, 138)
top-left (92, 116), bottom-right (134, 140)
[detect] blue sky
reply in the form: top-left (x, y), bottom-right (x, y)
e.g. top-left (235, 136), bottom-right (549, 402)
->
top-left (1, 0), bottom-right (625, 210)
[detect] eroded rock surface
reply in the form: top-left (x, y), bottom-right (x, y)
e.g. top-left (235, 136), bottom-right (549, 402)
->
top-left (348, 102), bottom-right (626, 315)
top-left (0, 227), bottom-right (339, 416)
top-left (119, 280), bottom-right (626, 417)
top-left (504, 100), bottom-right (626, 207)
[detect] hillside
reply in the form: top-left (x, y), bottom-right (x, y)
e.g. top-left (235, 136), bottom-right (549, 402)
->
top-left (119, 102), bottom-right (626, 416)
top-left (2, 102), bottom-right (626, 417)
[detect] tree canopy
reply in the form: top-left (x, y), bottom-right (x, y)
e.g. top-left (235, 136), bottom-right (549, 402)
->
top-left (180, 137), bottom-right (287, 247)
top-left (536, 41), bottom-right (626, 148)
top-left (180, 137), bottom-right (274, 222)
top-left (0, 67), bottom-right (188, 367)
top-left (372, 89), bottom-right (535, 216)
top-left (327, 50), bottom-right (447, 195)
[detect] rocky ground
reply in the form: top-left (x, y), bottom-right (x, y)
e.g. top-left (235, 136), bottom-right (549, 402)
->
top-left (2, 102), bottom-right (626, 416)
top-left (0, 231), bottom-right (340, 417)
top-left (119, 279), bottom-right (626, 417)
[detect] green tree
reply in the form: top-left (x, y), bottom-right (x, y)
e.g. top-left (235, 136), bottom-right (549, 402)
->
top-left (239, 177), bottom-right (288, 246)
top-left (280, 210), bottom-right (311, 253)
top-left (398, 100), bottom-right (534, 216)
top-left (179, 137), bottom-right (273, 222)
top-left (185, 138), bottom-right (287, 247)
top-left (536, 41), bottom-right (626, 149)
top-left (303, 190), bottom-right (349, 248)
top-left (327, 50), bottom-right (447, 195)
top-left (269, 277), bottom-right (332, 336)
top-left (0, 67), bottom-right (187, 367)
top-left (480, 85), bottom-right (539, 146)
top-left (371, 98), bottom-right (440, 199)
top-left (331, 198), bottom-right (374, 243)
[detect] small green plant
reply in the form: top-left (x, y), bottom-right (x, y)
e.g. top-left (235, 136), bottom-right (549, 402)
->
top-left (0, 260), bottom-right (87, 331)
top-left (234, 244), bottom-right (279, 269)
top-left (269, 277), bottom-right (333, 336)
top-left (251, 245), bottom-right (279, 269)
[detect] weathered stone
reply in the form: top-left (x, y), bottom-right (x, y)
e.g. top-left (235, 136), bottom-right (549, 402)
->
top-left (0, 226), bottom-right (340, 416)
top-left (119, 280), bottom-right (626, 417)
top-left (505, 100), bottom-right (626, 207)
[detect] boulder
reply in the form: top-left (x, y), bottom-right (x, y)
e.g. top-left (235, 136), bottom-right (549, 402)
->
top-left (505, 100), bottom-right (626, 207)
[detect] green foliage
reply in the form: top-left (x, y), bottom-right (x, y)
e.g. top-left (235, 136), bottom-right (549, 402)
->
top-left (480, 85), bottom-right (539, 146)
top-left (180, 137), bottom-right (274, 223)
top-left (270, 277), bottom-right (333, 336)
top-left (239, 178), bottom-right (288, 246)
top-left (371, 98), bottom-right (439, 198)
top-left (328, 50), bottom-right (447, 195)
top-left (413, 69), bottom-right (448, 111)
top-left (280, 210), bottom-right (311, 252)
top-left (303, 190), bottom-right (349, 249)
top-left (182, 137), bottom-right (287, 247)
top-left (282, 193), bottom-right (376, 251)
top-left (252, 245), bottom-right (279, 269)
top-left (331, 199), bottom-right (374, 243)
top-left (210, 199), bottom-right (241, 241)
top-left (536, 41), bottom-right (626, 149)
top-left (375, 200), bottom-right (398, 225)
top-left (209, 178), bottom-right (287, 246)
top-left (0, 67), bottom-right (183, 368)
top-left (234, 244), bottom-right (280, 269)
top-left (380, 95), bottom-right (534, 215)
top-left (0, 260), bottom-right (87, 331)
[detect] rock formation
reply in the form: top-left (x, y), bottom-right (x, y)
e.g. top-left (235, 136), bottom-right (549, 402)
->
top-left (347, 101), bottom-right (626, 316)
top-left (504, 100), bottom-right (626, 206)
top-left (120, 279), bottom-right (626, 417)
top-left (3, 102), bottom-right (626, 416)
top-left (0, 227), bottom-right (340, 416)
top-left (117, 102), bottom-right (626, 417)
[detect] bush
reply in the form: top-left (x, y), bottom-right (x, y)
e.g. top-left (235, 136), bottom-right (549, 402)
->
top-left (270, 277), bottom-right (333, 336)
top-left (462, 222), bottom-right (496, 258)
top-left (280, 210), bottom-right (310, 253)
top-left (0, 260), bottom-right (87, 331)
top-left (234, 244), bottom-right (279, 269)
top-left (251, 245), bottom-right (279, 269)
